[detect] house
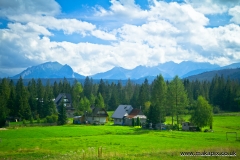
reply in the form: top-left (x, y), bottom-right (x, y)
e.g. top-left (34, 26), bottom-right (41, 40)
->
top-left (112, 105), bottom-right (133, 125)
top-left (112, 105), bottom-right (147, 126)
top-left (124, 108), bottom-right (147, 126)
top-left (182, 122), bottom-right (200, 131)
top-left (54, 93), bottom-right (75, 117)
top-left (86, 106), bottom-right (108, 125)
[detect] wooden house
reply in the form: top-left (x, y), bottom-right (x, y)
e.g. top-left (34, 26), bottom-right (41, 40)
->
top-left (54, 93), bottom-right (75, 117)
top-left (86, 107), bottom-right (108, 125)
top-left (112, 105), bottom-right (147, 126)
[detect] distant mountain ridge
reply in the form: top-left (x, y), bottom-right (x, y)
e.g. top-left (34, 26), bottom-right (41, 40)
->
top-left (12, 62), bottom-right (85, 79)
top-left (9, 61), bottom-right (240, 80)
top-left (91, 61), bottom-right (220, 80)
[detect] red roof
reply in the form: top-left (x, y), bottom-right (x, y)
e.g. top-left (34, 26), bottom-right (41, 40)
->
top-left (127, 108), bottom-right (143, 118)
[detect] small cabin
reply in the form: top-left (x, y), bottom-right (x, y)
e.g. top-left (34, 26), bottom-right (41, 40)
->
top-left (182, 122), bottom-right (200, 131)
top-left (73, 116), bottom-right (83, 124)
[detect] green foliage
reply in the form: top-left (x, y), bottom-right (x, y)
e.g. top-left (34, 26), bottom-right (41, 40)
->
top-left (57, 101), bottom-right (67, 125)
top-left (46, 115), bottom-right (58, 123)
top-left (95, 93), bottom-right (105, 108)
top-left (136, 117), bottom-right (140, 126)
top-left (213, 105), bottom-right (221, 114)
top-left (167, 76), bottom-right (188, 126)
top-left (190, 96), bottom-right (213, 128)
top-left (132, 118), bottom-right (135, 127)
top-left (150, 75), bottom-right (167, 124)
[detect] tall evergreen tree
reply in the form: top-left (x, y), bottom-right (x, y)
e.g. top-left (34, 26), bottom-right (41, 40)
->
top-left (138, 79), bottom-right (150, 110)
top-left (167, 76), bottom-right (188, 127)
top-left (58, 100), bottom-right (67, 125)
top-left (0, 78), bottom-right (11, 126)
top-left (16, 77), bottom-right (31, 120)
top-left (150, 75), bottom-right (167, 126)
top-left (83, 76), bottom-right (93, 100)
top-left (95, 93), bottom-right (105, 108)
top-left (42, 80), bottom-right (57, 117)
top-left (36, 78), bottom-right (44, 117)
top-left (72, 80), bottom-right (83, 109)
top-left (28, 79), bottom-right (38, 118)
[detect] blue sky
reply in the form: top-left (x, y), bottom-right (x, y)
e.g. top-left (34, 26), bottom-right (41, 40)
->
top-left (0, 0), bottom-right (240, 77)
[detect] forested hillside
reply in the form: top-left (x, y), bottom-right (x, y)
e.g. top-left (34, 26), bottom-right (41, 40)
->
top-left (0, 75), bottom-right (240, 127)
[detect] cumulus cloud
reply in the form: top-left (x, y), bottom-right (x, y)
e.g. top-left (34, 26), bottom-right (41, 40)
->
top-left (229, 6), bottom-right (240, 24)
top-left (95, 0), bottom-right (148, 19)
top-left (0, 0), bottom-right (61, 17)
top-left (185, 0), bottom-right (240, 14)
top-left (1, 0), bottom-right (240, 76)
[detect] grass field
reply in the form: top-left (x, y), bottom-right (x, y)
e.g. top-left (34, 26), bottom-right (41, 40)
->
top-left (0, 113), bottom-right (239, 159)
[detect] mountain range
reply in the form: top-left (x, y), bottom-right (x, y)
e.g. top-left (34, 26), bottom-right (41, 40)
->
top-left (12, 62), bottom-right (84, 79)
top-left (4, 61), bottom-right (240, 81)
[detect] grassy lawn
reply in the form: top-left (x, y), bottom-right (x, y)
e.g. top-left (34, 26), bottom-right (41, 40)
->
top-left (0, 113), bottom-right (239, 159)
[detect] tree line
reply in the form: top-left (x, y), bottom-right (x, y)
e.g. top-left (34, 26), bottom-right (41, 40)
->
top-left (0, 74), bottom-right (240, 127)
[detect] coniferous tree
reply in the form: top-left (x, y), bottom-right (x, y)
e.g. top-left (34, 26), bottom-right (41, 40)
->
top-left (53, 81), bottom-right (59, 98)
top-left (72, 80), bottom-right (83, 109)
top-left (28, 79), bottom-right (38, 118)
top-left (16, 77), bottom-right (31, 120)
top-left (0, 78), bottom-right (11, 126)
top-left (138, 79), bottom-right (150, 110)
top-left (95, 93), bottom-right (105, 108)
top-left (58, 100), bottom-right (67, 125)
top-left (83, 76), bottom-right (93, 100)
top-left (36, 78), bottom-right (44, 118)
top-left (167, 76), bottom-right (188, 127)
top-left (43, 80), bottom-right (57, 117)
top-left (150, 75), bottom-right (167, 126)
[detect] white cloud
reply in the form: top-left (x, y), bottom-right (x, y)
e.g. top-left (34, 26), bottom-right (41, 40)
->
top-left (229, 6), bottom-right (240, 24)
top-left (95, 0), bottom-right (148, 19)
top-left (1, 0), bottom-right (240, 76)
top-left (0, 0), bottom-right (61, 17)
top-left (91, 30), bottom-right (116, 40)
top-left (185, 0), bottom-right (240, 14)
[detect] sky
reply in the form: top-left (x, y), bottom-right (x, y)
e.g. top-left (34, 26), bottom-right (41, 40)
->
top-left (0, 0), bottom-right (240, 77)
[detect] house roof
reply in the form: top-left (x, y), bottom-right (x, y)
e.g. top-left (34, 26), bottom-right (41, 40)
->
top-left (127, 108), bottom-right (147, 119)
top-left (91, 107), bottom-right (108, 117)
top-left (112, 105), bottom-right (133, 119)
top-left (54, 93), bottom-right (72, 105)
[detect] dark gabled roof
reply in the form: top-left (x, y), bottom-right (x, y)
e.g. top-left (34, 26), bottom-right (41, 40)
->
top-left (91, 107), bottom-right (108, 117)
top-left (127, 108), bottom-right (146, 119)
top-left (54, 93), bottom-right (72, 105)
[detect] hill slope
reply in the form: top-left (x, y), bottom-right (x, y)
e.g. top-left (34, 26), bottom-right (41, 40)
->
top-left (186, 68), bottom-right (240, 81)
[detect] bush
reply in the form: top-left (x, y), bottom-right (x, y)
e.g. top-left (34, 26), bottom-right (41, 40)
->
top-left (37, 117), bottom-right (41, 123)
top-left (46, 116), bottom-right (53, 123)
top-left (213, 106), bottom-right (220, 114)
top-left (51, 115), bottom-right (58, 123)
top-left (30, 117), bottom-right (34, 124)
top-left (45, 115), bottom-right (58, 123)
top-left (22, 119), bottom-right (26, 125)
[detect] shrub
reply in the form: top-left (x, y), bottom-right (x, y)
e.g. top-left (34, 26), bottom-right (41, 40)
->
top-left (132, 118), bottom-right (135, 127)
top-left (30, 117), bottom-right (34, 124)
top-left (37, 117), bottom-right (41, 123)
top-left (22, 119), bottom-right (26, 125)
top-left (213, 106), bottom-right (220, 114)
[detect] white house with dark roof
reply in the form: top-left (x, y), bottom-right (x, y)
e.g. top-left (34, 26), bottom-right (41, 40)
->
top-left (54, 93), bottom-right (75, 117)
top-left (112, 105), bottom-right (133, 125)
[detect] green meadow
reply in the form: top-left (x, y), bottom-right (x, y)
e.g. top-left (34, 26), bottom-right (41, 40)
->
top-left (0, 113), bottom-right (239, 159)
